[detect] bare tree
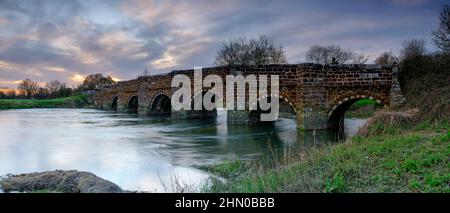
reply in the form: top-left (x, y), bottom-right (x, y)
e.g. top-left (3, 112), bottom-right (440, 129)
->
top-left (140, 67), bottom-right (150, 77)
top-left (352, 54), bottom-right (370, 64)
top-left (401, 39), bottom-right (426, 60)
top-left (6, 89), bottom-right (17, 99)
top-left (215, 35), bottom-right (287, 66)
top-left (432, 5), bottom-right (450, 53)
top-left (79, 74), bottom-right (116, 91)
top-left (375, 52), bottom-right (398, 65)
top-left (0, 90), bottom-right (5, 99)
top-left (45, 80), bottom-right (62, 97)
top-left (305, 45), bottom-right (355, 65)
top-left (35, 87), bottom-right (50, 99)
top-left (18, 79), bottom-right (39, 99)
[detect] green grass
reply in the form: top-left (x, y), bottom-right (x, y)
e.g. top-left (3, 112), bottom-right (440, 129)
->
top-left (346, 99), bottom-right (381, 118)
top-left (203, 122), bottom-right (450, 193)
top-left (352, 99), bottom-right (378, 108)
top-left (345, 110), bottom-right (376, 119)
top-left (0, 95), bottom-right (89, 110)
top-left (202, 159), bottom-right (249, 179)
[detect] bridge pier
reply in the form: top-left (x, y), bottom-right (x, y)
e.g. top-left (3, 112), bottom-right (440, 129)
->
top-left (227, 110), bottom-right (250, 125)
top-left (102, 102), bottom-right (111, 110)
top-left (301, 107), bottom-right (330, 130)
top-left (171, 109), bottom-right (217, 120)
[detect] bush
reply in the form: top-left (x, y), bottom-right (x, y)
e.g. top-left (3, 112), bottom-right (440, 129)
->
top-left (399, 53), bottom-right (450, 122)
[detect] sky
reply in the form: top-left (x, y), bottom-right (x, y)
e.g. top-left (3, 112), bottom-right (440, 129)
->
top-left (0, 0), bottom-right (447, 88)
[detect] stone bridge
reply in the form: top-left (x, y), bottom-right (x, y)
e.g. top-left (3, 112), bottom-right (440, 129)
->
top-left (92, 64), bottom-right (404, 130)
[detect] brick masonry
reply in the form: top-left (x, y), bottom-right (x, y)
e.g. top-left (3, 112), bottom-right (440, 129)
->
top-left (92, 63), bottom-right (404, 130)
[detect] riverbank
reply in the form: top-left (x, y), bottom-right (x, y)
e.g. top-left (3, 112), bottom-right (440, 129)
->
top-left (0, 95), bottom-right (90, 110)
top-left (203, 117), bottom-right (449, 192)
top-left (345, 99), bottom-right (380, 118)
top-left (203, 53), bottom-right (450, 193)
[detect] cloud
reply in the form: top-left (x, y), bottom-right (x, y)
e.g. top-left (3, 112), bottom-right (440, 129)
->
top-left (0, 78), bottom-right (22, 86)
top-left (0, 60), bottom-right (20, 70)
top-left (391, 0), bottom-right (428, 6)
top-left (44, 66), bottom-right (66, 73)
top-left (0, 0), bottom-right (443, 88)
top-left (71, 74), bottom-right (85, 83)
top-left (0, 17), bottom-right (8, 25)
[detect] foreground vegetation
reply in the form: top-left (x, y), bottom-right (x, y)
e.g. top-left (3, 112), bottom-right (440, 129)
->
top-left (0, 94), bottom-right (89, 110)
top-left (203, 121), bottom-right (449, 193)
top-left (203, 14), bottom-right (450, 192)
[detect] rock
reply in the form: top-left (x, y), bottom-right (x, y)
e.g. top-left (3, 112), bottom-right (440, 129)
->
top-left (0, 170), bottom-right (122, 193)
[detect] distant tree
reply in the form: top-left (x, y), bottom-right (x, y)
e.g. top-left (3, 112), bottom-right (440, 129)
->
top-left (6, 90), bottom-right (16, 99)
top-left (46, 80), bottom-right (62, 98)
top-left (18, 79), bottom-right (39, 99)
top-left (432, 5), bottom-right (450, 53)
top-left (44, 80), bottom-right (73, 98)
top-left (401, 39), bottom-right (426, 60)
top-left (79, 74), bottom-right (116, 91)
top-left (57, 84), bottom-right (72, 97)
top-left (215, 35), bottom-right (287, 66)
top-left (0, 90), bottom-right (5, 99)
top-left (305, 45), bottom-right (355, 65)
top-left (375, 52), bottom-right (398, 65)
top-left (35, 87), bottom-right (49, 99)
top-left (142, 68), bottom-right (150, 77)
top-left (352, 54), bottom-right (370, 64)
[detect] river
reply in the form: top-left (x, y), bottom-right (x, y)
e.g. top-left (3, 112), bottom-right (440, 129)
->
top-left (0, 109), bottom-right (367, 192)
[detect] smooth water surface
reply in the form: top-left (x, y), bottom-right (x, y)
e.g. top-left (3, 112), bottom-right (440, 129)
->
top-left (0, 109), bottom-right (366, 191)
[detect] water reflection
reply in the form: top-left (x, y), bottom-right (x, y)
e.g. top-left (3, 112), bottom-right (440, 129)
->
top-left (0, 109), bottom-right (366, 191)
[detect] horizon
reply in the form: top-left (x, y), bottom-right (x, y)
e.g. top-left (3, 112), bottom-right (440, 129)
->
top-left (0, 0), bottom-right (447, 88)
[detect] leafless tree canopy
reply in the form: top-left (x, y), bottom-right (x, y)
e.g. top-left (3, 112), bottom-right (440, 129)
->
top-left (375, 52), bottom-right (398, 65)
top-left (45, 80), bottom-right (70, 98)
top-left (401, 39), bottom-right (426, 60)
top-left (140, 67), bottom-right (150, 77)
top-left (18, 79), bottom-right (39, 98)
top-left (352, 54), bottom-right (370, 64)
top-left (432, 5), bottom-right (450, 53)
top-left (305, 45), bottom-right (364, 65)
top-left (46, 80), bottom-right (63, 94)
top-left (80, 74), bottom-right (116, 90)
top-left (215, 35), bottom-right (287, 66)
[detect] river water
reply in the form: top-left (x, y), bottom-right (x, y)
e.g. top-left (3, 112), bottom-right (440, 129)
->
top-left (0, 109), bottom-right (366, 192)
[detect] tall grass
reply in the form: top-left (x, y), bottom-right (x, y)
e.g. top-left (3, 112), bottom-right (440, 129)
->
top-left (203, 121), bottom-right (449, 193)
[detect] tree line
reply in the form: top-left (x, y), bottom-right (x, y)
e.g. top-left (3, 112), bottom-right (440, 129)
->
top-left (214, 5), bottom-right (449, 66)
top-left (0, 74), bottom-right (116, 100)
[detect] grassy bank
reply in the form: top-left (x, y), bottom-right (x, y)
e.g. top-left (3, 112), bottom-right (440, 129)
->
top-left (203, 53), bottom-right (450, 193)
top-left (345, 99), bottom-right (381, 118)
top-left (203, 121), bottom-right (449, 193)
top-left (0, 95), bottom-right (89, 110)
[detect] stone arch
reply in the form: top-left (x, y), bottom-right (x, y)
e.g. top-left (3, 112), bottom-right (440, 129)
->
top-left (111, 96), bottom-right (118, 111)
top-left (327, 94), bottom-right (386, 129)
top-left (149, 92), bottom-right (171, 116)
top-left (188, 90), bottom-right (218, 118)
top-left (248, 95), bottom-right (298, 124)
top-left (127, 95), bottom-right (138, 113)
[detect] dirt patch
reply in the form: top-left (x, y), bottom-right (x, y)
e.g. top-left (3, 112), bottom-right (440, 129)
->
top-left (0, 170), bottom-right (122, 193)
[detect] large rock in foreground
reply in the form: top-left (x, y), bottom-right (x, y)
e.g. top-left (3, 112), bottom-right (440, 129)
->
top-left (0, 170), bottom-right (122, 193)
